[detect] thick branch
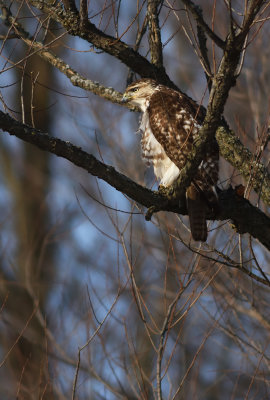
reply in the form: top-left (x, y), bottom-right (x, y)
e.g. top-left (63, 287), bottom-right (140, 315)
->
top-left (0, 111), bottom-right (270, 249)
top-left (216, 126), bottom-right (270, 205)
top-left (217, 188), bottom-right (270, 250)
top-left (147, 0), bottom-right (164, 68)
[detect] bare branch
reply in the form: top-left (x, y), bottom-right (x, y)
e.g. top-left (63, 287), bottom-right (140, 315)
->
top-left (1, 1), bottom-right (270, 246)
top-left (72, 290), bottom-right (120, 400)
top-left (196, 16), bottom-right (212, 90)
top-left (239, 0), bottom-right (265, 40)
top-left (147, 0), bottom-right (164, 68)
top-left (126, 15), bottom-right (148, 84)
top-left (181, 0), bottom-right (225, 49)
top-left (29, 0), bottom-right (174, 86)
top-left (216, 125), bottom-right (270, 206)
top-left (0, 3), bottom-right (127, 106)
top-left (156, 287), bottom-right (185, 400)
top-left (79, 0), bottom-right (88, 28)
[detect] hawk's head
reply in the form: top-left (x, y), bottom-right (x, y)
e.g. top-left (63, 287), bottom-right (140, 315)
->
top-left (122, 79), bottom-right (158, 111)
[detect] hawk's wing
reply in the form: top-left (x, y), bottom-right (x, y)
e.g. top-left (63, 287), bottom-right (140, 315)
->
top-left (147, 88), bottom-right (197, 172)
top-left (147, 87), bottom-right (219, 241)
top-left (147, 87), bottom-right (219, 189)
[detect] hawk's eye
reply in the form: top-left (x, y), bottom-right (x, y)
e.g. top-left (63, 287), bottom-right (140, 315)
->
top-left (130, 87), bottom-right (139, 93)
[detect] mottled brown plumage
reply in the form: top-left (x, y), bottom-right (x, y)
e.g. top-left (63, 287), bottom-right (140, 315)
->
top-left (122, 79), bottom-right (219, 241)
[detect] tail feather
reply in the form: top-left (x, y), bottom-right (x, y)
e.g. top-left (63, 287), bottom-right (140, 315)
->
top-left (186, 185), bottom-right (208, 242)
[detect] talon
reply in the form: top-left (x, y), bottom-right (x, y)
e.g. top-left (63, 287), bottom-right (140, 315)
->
top-left (158, 184), bottom-right (168, 196)
top-left (235, 184), bottom-right (245, 197)
top-left (145, 206), bottom-right (158, 221)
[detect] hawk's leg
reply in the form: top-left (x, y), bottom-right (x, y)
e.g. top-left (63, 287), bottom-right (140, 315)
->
top-left (158, 184), bottom-right (168, 196)
top-left (145, 185), bottom-right (170, 220)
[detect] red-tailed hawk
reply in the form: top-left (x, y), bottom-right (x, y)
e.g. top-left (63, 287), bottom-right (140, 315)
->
top-left (122, 78), bottom-right (219, 241)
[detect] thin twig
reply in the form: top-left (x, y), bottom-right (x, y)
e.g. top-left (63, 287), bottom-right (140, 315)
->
top-left (72, 290), bottom-right (121, 400)
top-left (156, 288), bottom-right (184, 400)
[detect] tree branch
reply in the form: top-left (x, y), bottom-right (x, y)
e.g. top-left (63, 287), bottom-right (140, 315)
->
top-left (239, 0), bottom-right (265, 40)
top-left (216, 125), bottom-right (270, 205)
top-left (181, 0), bottom-right (225, 49)
top-left (0, 111), bottom-right (270, 249)
top-left (0, 2), bottom-right (135, 107)
top-left (147, 0), bottom-right (164, 68)
top-left (29, 0), bottom-right (174, 86)
top-left (79, 0), bottom-right (88, 28)
top-left (196, 22), bottom-right (212, 91)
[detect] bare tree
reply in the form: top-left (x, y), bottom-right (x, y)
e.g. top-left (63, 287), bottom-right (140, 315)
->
top-left (0, 1), bottom-right (270, 399)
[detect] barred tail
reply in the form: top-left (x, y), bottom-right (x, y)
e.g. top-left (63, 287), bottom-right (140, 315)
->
top-left (186, 185), bottom-right (208, 242)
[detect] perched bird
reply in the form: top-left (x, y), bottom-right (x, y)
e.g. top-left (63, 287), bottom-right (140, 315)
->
top-left (122, 78), bottom-right (219, 241)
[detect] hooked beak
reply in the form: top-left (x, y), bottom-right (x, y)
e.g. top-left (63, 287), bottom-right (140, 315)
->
top-left (121, 93), bottom-right (130, 103)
